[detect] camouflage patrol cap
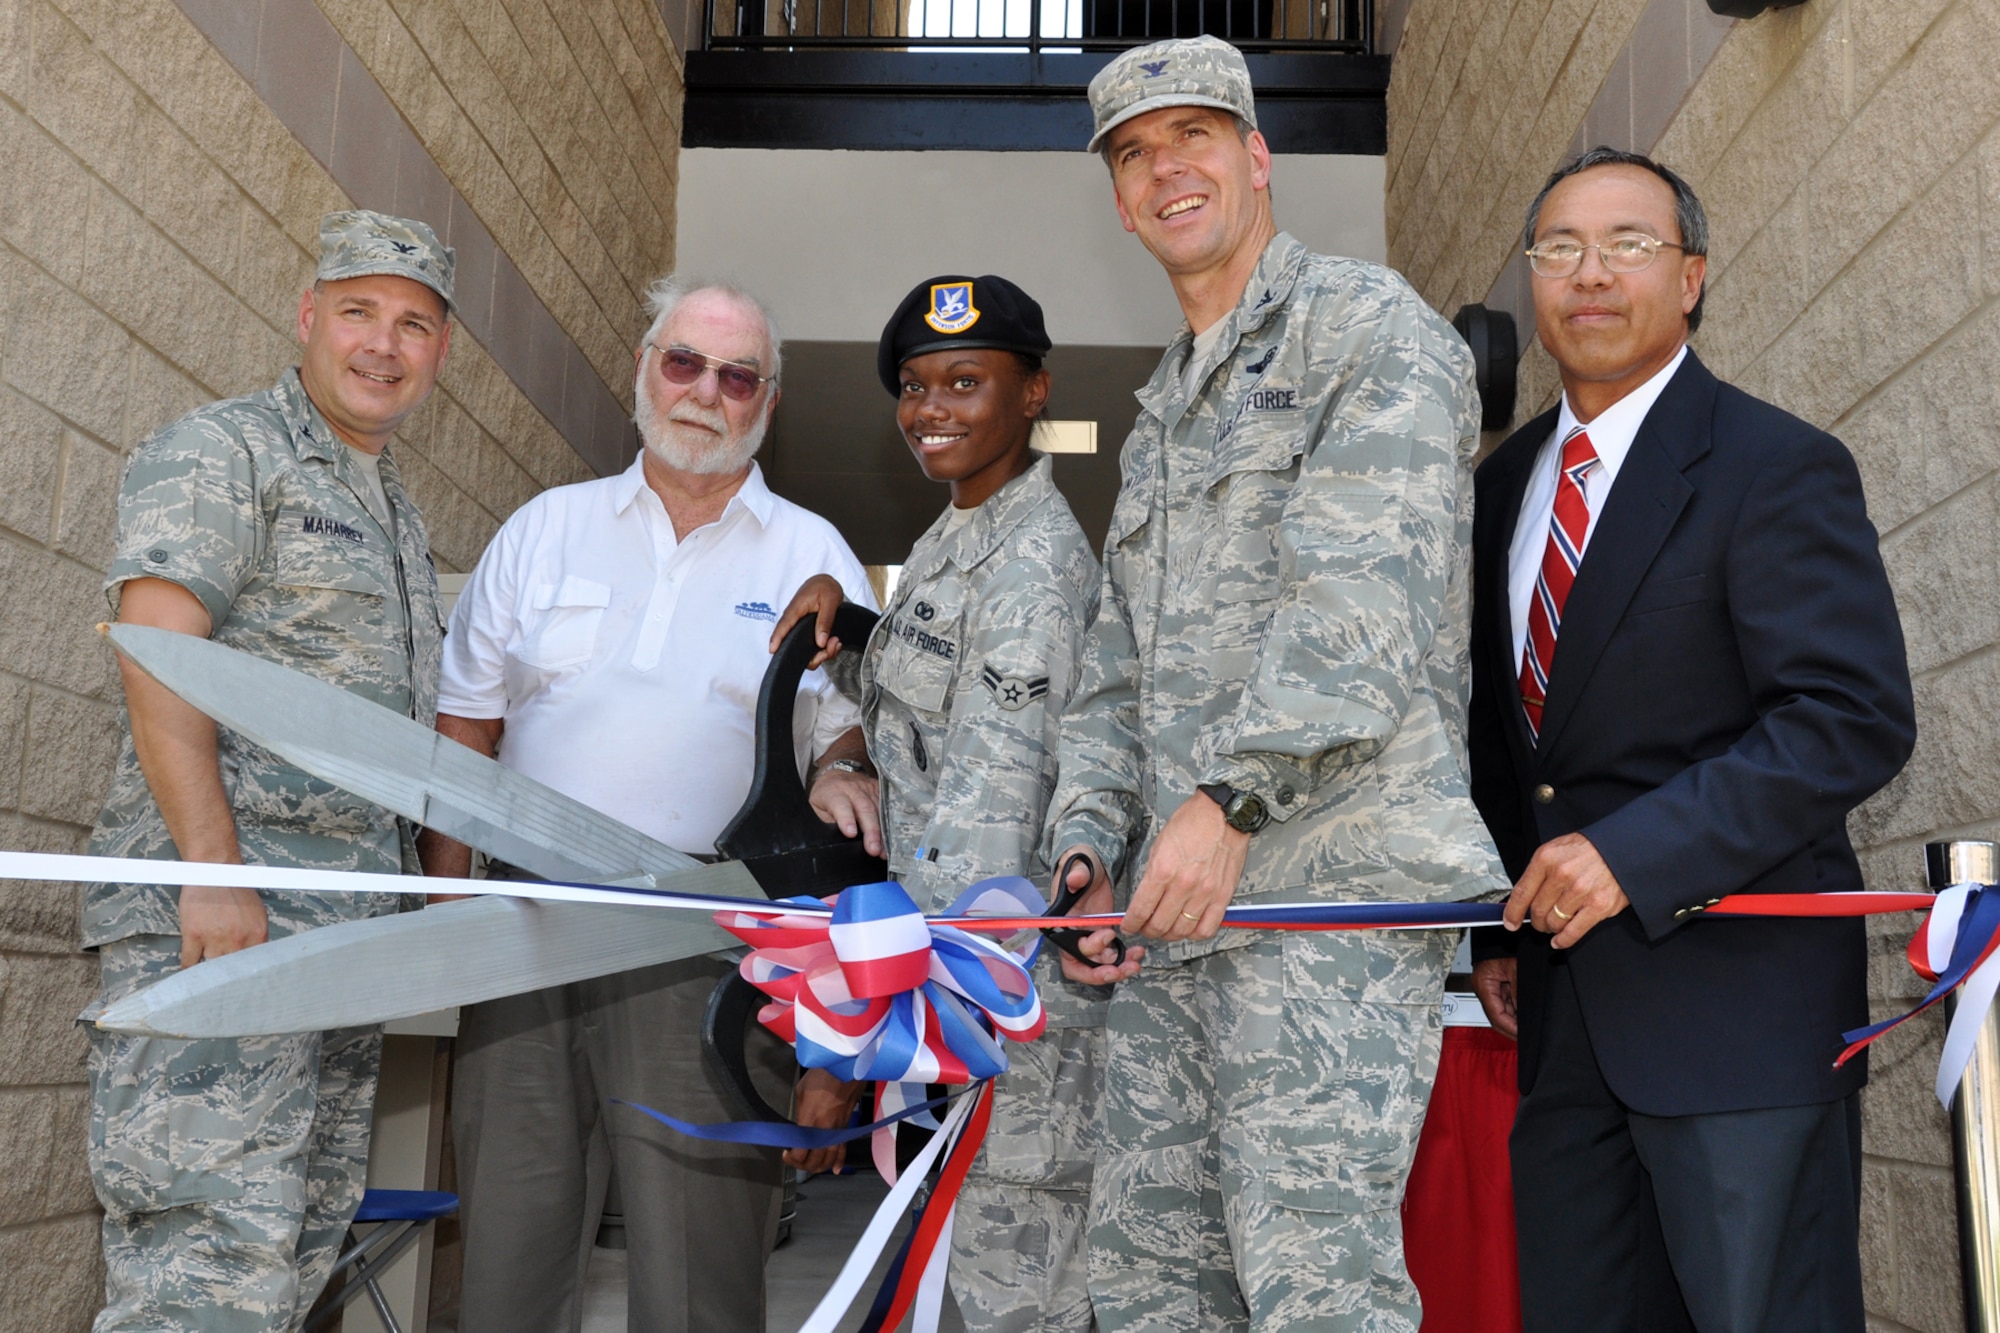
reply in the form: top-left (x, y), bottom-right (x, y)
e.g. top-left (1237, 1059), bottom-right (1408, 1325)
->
top-left (1086, 35), bottom-right (1257, 153)
top-left (315, 210), bottom-right (455, 312)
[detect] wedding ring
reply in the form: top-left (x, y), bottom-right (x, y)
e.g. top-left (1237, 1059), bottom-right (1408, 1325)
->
top-left (1181, 910), bottom-right (1200, 920)
top-left (1550, 904), bottom-right (1573, 922)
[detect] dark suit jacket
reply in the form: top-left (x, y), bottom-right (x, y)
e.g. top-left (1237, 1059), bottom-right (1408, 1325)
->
top-left (1467, 351), bottom-right (1915, 1116)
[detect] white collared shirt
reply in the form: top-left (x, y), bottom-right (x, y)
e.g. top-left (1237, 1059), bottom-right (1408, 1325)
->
top-left (438, 455), bottom-right (877, 853)
top-left (1507, 344), bottom-right (1688, 667)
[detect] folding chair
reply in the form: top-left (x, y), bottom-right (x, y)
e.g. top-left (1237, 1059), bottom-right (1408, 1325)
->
top-left (303, 1189), bottom-right (459, 1333)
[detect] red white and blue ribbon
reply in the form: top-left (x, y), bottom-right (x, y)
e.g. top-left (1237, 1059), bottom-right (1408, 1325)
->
top-left (3, 850), bottom-right (1998, 1327)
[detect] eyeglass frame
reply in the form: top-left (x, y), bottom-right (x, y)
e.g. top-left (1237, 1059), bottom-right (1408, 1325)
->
top-left (1523, 231), bottom-right (1691, 279)
top-left (645, 343), bottom-right (777, 400)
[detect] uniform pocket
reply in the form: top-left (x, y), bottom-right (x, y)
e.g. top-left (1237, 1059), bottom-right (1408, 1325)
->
top-left (878, 632), bottom-right (955, 714)
top-left (89, 1033), bottom-right (249, 1215)
top-left (270, 509), bottom-right (392, 597)
top-left (519, 575), bottom-right (611, 670)
top-left (1260, 931), bottom-right (1448, 1213)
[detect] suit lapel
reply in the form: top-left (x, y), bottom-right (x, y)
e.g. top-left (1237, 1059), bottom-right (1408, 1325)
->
top-left (1534, 353), bottom-right (1717, 755)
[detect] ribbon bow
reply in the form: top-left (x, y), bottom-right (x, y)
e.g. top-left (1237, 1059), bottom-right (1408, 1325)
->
top-left (715, 877), bottom-right (1048, 1084)
top-left (1838, 881), bottom-right (2000, 1106)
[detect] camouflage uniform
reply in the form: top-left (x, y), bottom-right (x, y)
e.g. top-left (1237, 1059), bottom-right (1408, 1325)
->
top-left (1046, 233), bottom-right (1507, 1331)
top-left (834, 455), bottom-right (1108, 1331)
top-left (83, 361), bottom-right (445, 1331)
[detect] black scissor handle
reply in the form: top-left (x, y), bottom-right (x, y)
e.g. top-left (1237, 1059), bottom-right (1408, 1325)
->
top-left (701, 968), bottom-right (793, 1124)
top-left (1043, 850), bottom-right (1126, 968)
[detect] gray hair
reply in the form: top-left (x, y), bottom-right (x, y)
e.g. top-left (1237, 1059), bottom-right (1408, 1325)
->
top-left (639, 276), bottom-right (784, 382)
top-left (1522, 145), bottom-right (1710, 333)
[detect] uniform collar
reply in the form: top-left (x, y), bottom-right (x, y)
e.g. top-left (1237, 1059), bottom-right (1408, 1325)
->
top-left (922, 452), bottom-right (1057, 577)
top-left (275, 367), bottom-right (349, 466)
top-left (611, 451), bottom-right (776, 529)
top-left (1137, 232), bottom-right (1309, 420)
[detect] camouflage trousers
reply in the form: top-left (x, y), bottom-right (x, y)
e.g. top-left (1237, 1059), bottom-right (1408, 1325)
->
top-left (952, 1023), bottom-right (1106, 1332)
top-left (85, 934), bottom-right (381, 1332)
top-left (1087, 932), bottom-right (1450, 1332)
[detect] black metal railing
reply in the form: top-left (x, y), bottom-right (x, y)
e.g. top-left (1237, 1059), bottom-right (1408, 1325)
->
top-left (703, 0), bottom-right (1372, 53)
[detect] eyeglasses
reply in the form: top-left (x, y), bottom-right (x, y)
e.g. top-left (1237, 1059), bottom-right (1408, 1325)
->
top-left (648, 344), bottom-right (773, 401)
top-left (1525, 232), bottom-right (1688, 278)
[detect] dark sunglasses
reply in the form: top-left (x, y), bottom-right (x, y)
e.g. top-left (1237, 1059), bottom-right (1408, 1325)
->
top-left (648, 344), bottom-right (773, 402)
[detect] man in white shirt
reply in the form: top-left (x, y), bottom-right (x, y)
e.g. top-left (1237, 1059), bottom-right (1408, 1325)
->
top-left (421, 278), bottom-right (877, 1333)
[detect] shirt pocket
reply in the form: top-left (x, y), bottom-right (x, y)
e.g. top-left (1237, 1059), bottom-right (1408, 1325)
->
top-left (876, 633), bottom-right (954, 714)
top-left (268, 509), bottom-right (393, 598)
top-left (518, 575), bottom-right (611, 671)
top-left (1258, 929), bottom-right (1451, 1215)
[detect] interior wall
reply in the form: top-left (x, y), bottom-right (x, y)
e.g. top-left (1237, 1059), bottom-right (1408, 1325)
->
top-left (676, 147), bottom-right (1389, 345)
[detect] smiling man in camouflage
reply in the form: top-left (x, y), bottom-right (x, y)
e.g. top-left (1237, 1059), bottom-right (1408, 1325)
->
top-left (1045, 36), bottom-right (1507, 1331)
top-left (82, 210), bottom-right (451, 1332)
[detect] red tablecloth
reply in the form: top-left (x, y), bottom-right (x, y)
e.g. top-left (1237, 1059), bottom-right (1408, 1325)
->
top-left (1402, 1026), bottom-right (1523, 1333)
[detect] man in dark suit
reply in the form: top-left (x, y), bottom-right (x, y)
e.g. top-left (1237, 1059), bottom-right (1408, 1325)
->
top-left (1468, 146), bottom-right (1916, 1333)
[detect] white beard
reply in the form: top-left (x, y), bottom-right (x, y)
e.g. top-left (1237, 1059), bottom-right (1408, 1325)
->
top-left (636, 376), bottom-right (767, 475)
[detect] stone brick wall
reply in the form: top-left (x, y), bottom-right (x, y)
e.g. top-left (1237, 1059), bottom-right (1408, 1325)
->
top-left (1388, 2), bottom-right (2000, 1328)
top-left (0, 1), bottom-right (680, 1325)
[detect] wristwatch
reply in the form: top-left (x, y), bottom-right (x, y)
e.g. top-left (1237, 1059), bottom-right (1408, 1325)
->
top-left (1197, 782), bottom-right (1270, 834)
top-left (820, 758), bottom-right (871, 777)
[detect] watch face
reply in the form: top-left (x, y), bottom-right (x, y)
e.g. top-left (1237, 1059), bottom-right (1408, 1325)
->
top-left (1227, 793), bottom-right (1268, 832)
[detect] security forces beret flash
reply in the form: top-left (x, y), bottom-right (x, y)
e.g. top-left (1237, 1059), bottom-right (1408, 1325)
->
top-left (1086, 34), bottom-right (1257, 153)
top-left (316, 209), bottom-right (456, 312)
top-left (878, 274), bottom-right (1053, 396)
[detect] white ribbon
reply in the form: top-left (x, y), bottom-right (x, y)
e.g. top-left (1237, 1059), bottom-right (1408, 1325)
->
top-left (798, 1087), bottom-right (977, 1333)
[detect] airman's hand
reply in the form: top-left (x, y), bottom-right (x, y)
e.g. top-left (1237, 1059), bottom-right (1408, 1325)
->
top-left (770, 575), bottom-right (848, 669)
top-left (1470, 956), bottom-right (1519, 1040)
top-left (1124, 794), bottom-right (1247, 942)
top-left (178, 884), bottom-right (268, 967)
top-left (785, 1068), bottom-right (867, 1174)
top-left (1050, 848), bottom-right (1144, 985)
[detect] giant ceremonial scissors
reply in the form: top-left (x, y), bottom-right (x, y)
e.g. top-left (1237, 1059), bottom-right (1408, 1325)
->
top-left (94, 608), bottom-right (892, 1037)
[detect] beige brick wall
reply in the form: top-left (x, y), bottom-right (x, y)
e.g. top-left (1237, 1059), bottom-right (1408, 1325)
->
top-left (319, 0), bottom-right (685, 403)
top-left (1388, 3), bottom-right (2000, 1328)
top-left (0, 0), bottom-right (679, 1323)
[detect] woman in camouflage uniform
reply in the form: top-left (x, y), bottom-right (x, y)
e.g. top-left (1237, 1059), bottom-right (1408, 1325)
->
top-left (773, 274), bottom-right (1133, 1331)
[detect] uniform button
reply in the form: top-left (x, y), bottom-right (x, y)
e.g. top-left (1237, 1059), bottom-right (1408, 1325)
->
top-left (1673, 908), bottom-right (1689, 920)
top-left (1533, 784), bottom-right (1555, 805)
top-left (1276, 787), bottom-right (1295, 806)
top-left (1706, 897), bottom-right (1721, 906)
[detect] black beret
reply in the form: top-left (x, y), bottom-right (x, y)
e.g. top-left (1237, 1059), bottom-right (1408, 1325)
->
top-left (877, 274), bottom-right (1053, 396)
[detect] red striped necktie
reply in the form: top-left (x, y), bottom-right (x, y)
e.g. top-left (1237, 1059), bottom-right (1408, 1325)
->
top-left (1518, 427), bottom-right (1600, 739)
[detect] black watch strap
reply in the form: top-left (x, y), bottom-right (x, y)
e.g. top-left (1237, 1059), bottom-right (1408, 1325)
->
top-left (1198, 782), bottom-right (1270, 834)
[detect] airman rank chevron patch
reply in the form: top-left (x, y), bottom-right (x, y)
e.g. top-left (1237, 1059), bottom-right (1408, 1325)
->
top-left (979, 664), bottom-right (1049, 712)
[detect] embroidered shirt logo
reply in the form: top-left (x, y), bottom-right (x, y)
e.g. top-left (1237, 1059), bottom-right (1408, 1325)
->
top-left (1138, 60), bottom-right (1169, 77)
top-left (913, 601), bottom-right (938, 622)
top-left (733, 600), bottom-right (779, 622)
top-left (925, 283), bottom-right (980, 335)
top-left (301, 514), bottom-right (367, 545)
top-left (1243, 346), bottom-right (1277, 376)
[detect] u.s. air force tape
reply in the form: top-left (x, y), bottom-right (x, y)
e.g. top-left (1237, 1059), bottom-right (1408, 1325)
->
top-left (979, 664), bottom-right (1049, 711)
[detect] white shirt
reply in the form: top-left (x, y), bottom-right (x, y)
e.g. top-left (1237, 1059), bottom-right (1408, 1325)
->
top-left (438, 456), bottom-right (878, 853)
top-left (1507, 345), bottom-right (1688, 667)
